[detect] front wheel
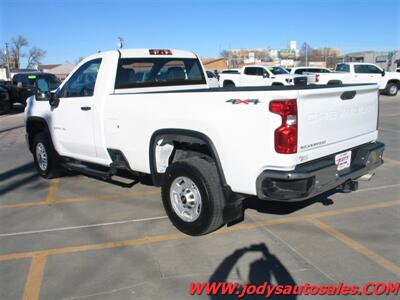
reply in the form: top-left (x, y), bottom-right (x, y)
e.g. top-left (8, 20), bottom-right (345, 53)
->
top-left (385, 83), bottom-right (399, 96)
top-left (161, 157), bottom-right (225, 236)
top-left (32, 132), bottom-right (61, 179)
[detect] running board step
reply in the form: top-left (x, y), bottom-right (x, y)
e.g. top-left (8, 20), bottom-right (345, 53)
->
top-left (61, 162), bottom-right (112, 181)
top-left (61, 161), bottom-right (138, 188)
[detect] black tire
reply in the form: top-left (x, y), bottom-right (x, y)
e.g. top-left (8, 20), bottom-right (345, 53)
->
top-left (32, 132), bottom-right (61, 179)
top-left (223, 81), bottom-right (235, 88)
top-left (385, 82), bottom-right (399, 96)
top-left (161, 157), bottom-right (225, 236)
top-left (0, 100), bottom-right (12, 115)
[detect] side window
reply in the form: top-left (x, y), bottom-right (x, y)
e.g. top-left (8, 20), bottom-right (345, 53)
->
top-left (206, 71), bottom-right (215, 78)
top-left (354, 64), bottom-right (379, 73)
top-left (47, 76), bottom-right (61, 91)
top-left (244, 67), bottom-right (264, 76)
top-left (244, 67), bottom-right (257, 75)
top-left (366, 65), bottom-right (382, 74)
top-left (19, 75), bottom-right (29, 85)
top-left (294, 69), bottom-right (304, 74)
top-left (354, 65), bottom-right (365, 73)
top-left (256, 68), bottom-right (265, 76)
top-left (12, 74), bottom-right (20, 85)
top-left (336, 64), bottom-right (350, 72)
top-left (60, 59), bottom-right (102, 98)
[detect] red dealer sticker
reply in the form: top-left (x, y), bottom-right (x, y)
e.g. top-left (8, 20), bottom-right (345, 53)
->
top-left (335, 150), bottom-right (352, 171)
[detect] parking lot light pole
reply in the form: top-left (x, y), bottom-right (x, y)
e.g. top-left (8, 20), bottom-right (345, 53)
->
top-left (4, 43), bottom-right (11, 80)
top-left (305, 44), bottom-right (308, 67)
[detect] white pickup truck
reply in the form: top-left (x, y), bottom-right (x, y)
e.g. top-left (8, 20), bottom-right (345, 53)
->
top-left (218, 65), bottom-right (308, 87)
top-left (25, 48), bottom-right (384, 236)
top-left (311, 62), bottom-right (400, 96)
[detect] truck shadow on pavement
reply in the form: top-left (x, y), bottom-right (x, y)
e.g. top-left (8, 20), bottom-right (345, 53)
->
top-left (243, 191), bottom-right (336, 215)
top-left (0, 162), bottom-right (40, 197)
top-left (209, 243), bottom-right (296, 299)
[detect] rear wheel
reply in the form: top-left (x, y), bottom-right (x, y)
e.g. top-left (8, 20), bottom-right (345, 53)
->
top-left (223, 81), bottom-right (235, 88)
top-left (32, 132), bottom-right (61, 178)
top-left (161, 157), bottom-right (225, 236)
top-left (385, 82), bottom-right (399, 96)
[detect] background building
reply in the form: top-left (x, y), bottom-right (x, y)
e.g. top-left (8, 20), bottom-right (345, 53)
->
top-left (39, 63), bottom-right (75, 80)
top-left (344, 50), bottom-right (399, 71)
top-left (202, 58), bottom-right (227, 71)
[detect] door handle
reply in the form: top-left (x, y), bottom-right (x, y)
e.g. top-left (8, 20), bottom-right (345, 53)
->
top-left (341, 90), bottom-right (356, 100)
top-left (81, 106), bottom-right (91, 111)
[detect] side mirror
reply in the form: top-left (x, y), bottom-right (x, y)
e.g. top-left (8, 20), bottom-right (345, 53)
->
top-left (49, 92), bottom-right (60, 107)
top-left (263, 73), bottom-right (269, 78)
top-left (35, 78), bottom-right (51, 101)
top-left (381, 70), bottom-right (385, 77)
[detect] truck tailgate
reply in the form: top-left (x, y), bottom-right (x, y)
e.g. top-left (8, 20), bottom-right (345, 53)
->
top-left (297, 84), bottom-right (378, 154)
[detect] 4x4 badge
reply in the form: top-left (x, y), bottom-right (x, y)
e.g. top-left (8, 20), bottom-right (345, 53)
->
top-left (226, 99), bottom-right (260, 105)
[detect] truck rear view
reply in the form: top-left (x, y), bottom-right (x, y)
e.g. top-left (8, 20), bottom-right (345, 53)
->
top-left (257, 84), bottom-right (383, 201)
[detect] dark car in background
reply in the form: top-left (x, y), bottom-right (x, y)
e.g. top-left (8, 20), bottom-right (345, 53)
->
top-left (9, 72), bottom-right (61, 105)
top-left (0, 84), bottom-right (11, 114)
top-left (0, 80), bottom-right (13, 114)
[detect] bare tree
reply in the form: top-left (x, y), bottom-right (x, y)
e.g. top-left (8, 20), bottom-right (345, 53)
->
top-left (10, 35), bottom-right (28, 69)
top-left (2, 35), bottom-right (47, 69)
top-left (299, 42), bottom-right (313, 65)
top-left (27, 47), bottom-right (46, 69)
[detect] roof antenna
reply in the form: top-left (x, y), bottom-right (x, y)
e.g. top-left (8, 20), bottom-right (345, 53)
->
top-left (117, 37), bottom-right (124, 49)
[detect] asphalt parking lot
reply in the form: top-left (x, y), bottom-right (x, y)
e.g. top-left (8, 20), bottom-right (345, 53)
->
top-left (0, 96), bottom-right (399, 300)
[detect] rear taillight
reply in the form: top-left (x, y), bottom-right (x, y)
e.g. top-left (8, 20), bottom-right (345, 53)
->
top-left (149, 49), bottom-right (173, 55)
top-left (315, 74), bottom-right (320, 82)
top-left (269, 99), bottom-right (298, 154)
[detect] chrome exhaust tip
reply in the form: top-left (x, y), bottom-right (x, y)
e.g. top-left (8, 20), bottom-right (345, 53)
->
top-left (356, 172), bottom-right (375, 181)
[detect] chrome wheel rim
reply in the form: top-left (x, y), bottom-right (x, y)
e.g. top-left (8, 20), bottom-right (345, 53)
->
top-left (170, 176), bottom-right (202, 222)
top-left (389, 85), bottom-right (397, 95)
top-left (35, 142), bottom-right (48, 171)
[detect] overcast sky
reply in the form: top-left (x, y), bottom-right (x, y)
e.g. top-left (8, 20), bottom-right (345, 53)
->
top-left (1, 0), bottom-right (399, 65)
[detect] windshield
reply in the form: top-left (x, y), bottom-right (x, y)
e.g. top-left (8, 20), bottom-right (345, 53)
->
top-left (26, 74), bottom-right (62, 90)
top-left (267, 67), bottom-right (289, 75)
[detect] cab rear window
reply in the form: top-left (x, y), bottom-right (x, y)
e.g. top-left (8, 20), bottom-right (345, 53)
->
top-left (336, 64), bottom-right (350, 72)
top-left (115, 58), bottom-right (206, 89)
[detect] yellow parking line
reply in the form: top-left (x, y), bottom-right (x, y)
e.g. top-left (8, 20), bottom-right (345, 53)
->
top-left (0, 201), bottom-right (48, 209)
top-left (384, 157), bottom-right (400, 165)
top-left (46, 179), bottom-right (59, 205)
top-left (309, 219), bottom-right (400, 277)
top-left (0, 190), bottom-right (159, 210)
top-left (0, 232), bottom-right (186, 262)
top-left (1, 198), bottom-right (399, 262)
top-left (2, 198), bottom-right (399, 300)
top-left (55, 190), bottom-right (159, 205)
top-left (380, 127), bottom-right (400, 134)
top-left (381, 113), bottom-right (400, 117)
top-left (226, 198), bottom-right (400, 232)
top-left (22, 254), bottom-right (47, 300)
